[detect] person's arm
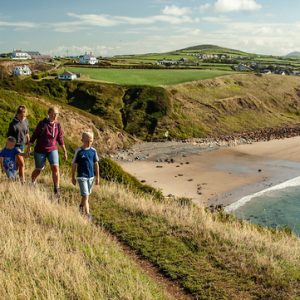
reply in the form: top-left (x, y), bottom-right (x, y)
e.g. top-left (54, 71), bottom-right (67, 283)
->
top-left (94, 162), bottom-right (100, 185)
top-left (57, 123), bottom-right (67, 160)
top-left (94, 151), bottom-right (100, 185)
top-left (6, 122), bottom-right (14, 138)
top-left (27, 121), bottom-right (42, 156)
top-left (61, 144), bottom-right (68, 161)
top-left (71, 163), bottom-right (77, 185)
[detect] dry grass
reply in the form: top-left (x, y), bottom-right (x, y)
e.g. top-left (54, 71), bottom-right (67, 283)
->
top-left (0, 180), bottom-right (171, 300)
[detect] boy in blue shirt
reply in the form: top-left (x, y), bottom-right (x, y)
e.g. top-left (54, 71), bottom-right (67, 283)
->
top-left (72, 131), bottom-right (100, 220)
top-left (0, 136), bottom-right (25, 180)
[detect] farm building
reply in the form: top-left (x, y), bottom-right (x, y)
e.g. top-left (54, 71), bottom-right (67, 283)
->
top-left (13, 65), bottom-right (32, 76)
top-left (79, 52), bottom-right (98, 65)
top-left (58, 71), bottom-right (77, 80)
top-left (11, 50), bottom-right (31, 60)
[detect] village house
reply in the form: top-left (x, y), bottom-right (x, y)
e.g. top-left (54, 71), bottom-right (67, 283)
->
top-left (58, 71), bottom-right (77, 80)
top-left (79, 52), bottom-right (98, 65)
top-left (233, 63), bottom-right (253, 72)
top-left (12, 65), bottom-right (32, 76)
top-left (11, 50), bottom-right (31, 60)
top-left (155, 60), bottom-right (179, 66)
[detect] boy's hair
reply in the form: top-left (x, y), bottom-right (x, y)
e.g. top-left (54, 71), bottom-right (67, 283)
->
top-left (82, 131), bottom-right (94, 141)
top-left (16, 105), bottom-right (26, 115)
top-left (48, 106), bottom-right (60, 115)
top-left (7, 136), bottom-right (17, 144)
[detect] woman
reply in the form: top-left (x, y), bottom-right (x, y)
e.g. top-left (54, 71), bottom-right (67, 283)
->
top-left (27, 106), bottom-right (68, 198)
top-left (7, 105), bottom-right (30, 183)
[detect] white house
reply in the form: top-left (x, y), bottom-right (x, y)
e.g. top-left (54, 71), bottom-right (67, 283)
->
top-left (13, 65), bottom-right (32, 76)
top-left (11, 50), bottom-right (31, 60)
top-left (79, 52), bottom-right (98, 65)
top-left (58, 71), bottom-right (77, 80)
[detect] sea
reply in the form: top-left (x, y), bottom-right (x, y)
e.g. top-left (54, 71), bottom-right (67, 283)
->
top-left (225, 177), bottom-right (300, 236)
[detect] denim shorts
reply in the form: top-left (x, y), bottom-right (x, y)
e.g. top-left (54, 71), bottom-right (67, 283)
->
top-left (34, 150), bottom-right (59, 170)
top-left (77, 177), bottom-right (94, 197)
top-left (5, 169), bottom-right (17, 180)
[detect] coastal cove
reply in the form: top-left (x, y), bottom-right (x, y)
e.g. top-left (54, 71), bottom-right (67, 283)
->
top-left (114, 136), bottom-right (300, 217)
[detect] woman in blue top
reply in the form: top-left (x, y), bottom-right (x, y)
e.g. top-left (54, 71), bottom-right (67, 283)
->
top-left (72, 131), bottom-right (100, 220)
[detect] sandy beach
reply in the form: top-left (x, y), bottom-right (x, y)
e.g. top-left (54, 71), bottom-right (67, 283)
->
top-left (115, 137), bottom-right (300, 207)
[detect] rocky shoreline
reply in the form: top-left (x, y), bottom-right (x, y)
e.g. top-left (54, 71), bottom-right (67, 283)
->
top-left (113, 125), bottom-right (300, 162)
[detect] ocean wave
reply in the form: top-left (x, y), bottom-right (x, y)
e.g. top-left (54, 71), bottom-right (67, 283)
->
top-left (225, 176), bottom-right (300, 212)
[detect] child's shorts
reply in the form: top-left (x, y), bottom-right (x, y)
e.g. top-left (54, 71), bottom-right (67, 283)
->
top-left (77, 177), bottom-right (94, 197)
top-left (5, 169), bottom-right (17, 180)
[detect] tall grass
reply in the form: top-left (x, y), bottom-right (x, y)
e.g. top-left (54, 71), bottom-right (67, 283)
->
top-left (0, 180), bottom-right (171, 300)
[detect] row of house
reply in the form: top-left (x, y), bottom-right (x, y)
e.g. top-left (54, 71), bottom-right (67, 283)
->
top-left (233, 63), bottom-right (300, 76)
top-left (155, 58), bottom-right (188, 66)
top-left (11, 50), bottom-right (51, 61)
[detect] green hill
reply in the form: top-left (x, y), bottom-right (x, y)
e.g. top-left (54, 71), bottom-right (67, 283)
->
top-left (286, 51), bottom-right (300, 58)
top-left (180, 44), bottom-right (250, 56)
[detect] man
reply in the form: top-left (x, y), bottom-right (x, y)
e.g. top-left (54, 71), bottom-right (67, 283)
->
top-left (27, 107), bottom-right (68, 198)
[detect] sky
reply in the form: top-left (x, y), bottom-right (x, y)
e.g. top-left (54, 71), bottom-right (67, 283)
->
top-left (0, 0), bottom-right (300, 56)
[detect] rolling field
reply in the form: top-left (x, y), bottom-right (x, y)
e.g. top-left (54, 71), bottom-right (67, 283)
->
top-left (67, 67), bottom-right (233, 86)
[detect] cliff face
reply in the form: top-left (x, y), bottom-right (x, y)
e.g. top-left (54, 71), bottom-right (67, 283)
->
top-left (165, 74), bottom-right (300, 138)
top-left (2, 73), bottom-right (300, 142)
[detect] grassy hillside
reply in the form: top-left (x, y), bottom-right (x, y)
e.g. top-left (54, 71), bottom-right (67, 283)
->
top-left (0, 181), bottom-right (171, 299)
top-left (2, 74), bottom-right (300, 141)
top-left (2, 159), bottom-right (298, 298)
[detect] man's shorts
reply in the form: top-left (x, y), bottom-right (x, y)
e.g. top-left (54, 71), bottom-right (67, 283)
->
top-left (34, 150), bottom-right (59, 170)
top-left (77, 177), bottom-right (94, 197)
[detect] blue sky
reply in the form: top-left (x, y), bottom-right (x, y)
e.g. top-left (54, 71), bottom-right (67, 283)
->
top-left (0, 0), bottom-right (300, 56)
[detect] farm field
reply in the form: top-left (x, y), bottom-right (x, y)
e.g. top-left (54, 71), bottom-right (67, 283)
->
top-left (67, 67), bottom-right (233, 86)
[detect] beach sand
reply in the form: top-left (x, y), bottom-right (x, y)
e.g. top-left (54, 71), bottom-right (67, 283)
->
top-left (117, 137), bottom-right (300, 207)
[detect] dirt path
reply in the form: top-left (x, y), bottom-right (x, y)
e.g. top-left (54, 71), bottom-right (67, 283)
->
top-left (103, 230), bottom-right (194, 300)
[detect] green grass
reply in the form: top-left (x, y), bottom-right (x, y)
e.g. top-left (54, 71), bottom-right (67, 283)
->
top-left (67, 68), bottom-right (233, 86)
top-left (58, 181), bottom-right (300, 300)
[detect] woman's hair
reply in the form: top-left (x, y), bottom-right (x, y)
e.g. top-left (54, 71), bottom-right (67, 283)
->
top-left (16, 105), bottom-right (26, 115)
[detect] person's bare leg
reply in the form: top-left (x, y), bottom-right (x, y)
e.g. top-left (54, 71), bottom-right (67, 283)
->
top-left (80, 196), bottom-right (89, 215)
top-left (31, 169), bottom-right (41, 183)
top-left (51, 164), bottom-right (60, 196)
top-left (16, 155), bottom-right (25, 183)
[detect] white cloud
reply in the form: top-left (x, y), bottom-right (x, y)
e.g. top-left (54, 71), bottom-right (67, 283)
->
top-left (214, 0), bottom-right (262, 12)
top-left (51, 10), bottom-right (196, 32)
top-left (49, 45), bottom-right (120, 57)
top-left (0, 20), bottom-right (36, 29)
top-left (199, 3), bottom-right (212, 13)
top-left (202, 16), bottom-right (231, 23)
top-left (162, 5), bottom-right (191, 16)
